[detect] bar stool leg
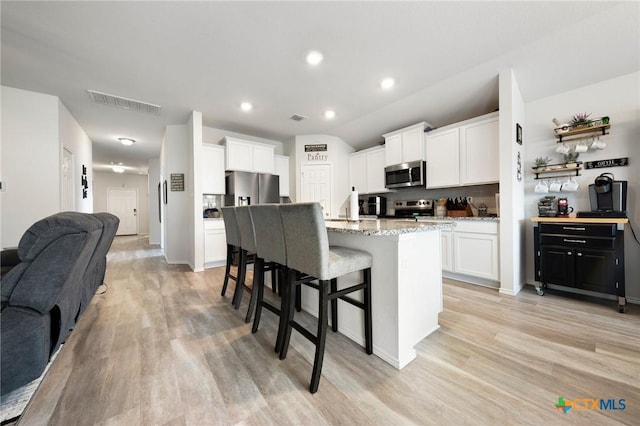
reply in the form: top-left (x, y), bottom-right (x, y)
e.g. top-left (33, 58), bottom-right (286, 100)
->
top-left (363, 268), bottom-right (373, 355)
top-left (330, 278), bottom-right (338, 332)
top-left (271, 267), bottom-right (277, 293)
top-left (279, 270), bottom-right (297, 360)
top-left (274, 266), bottom-right (289, 354)
top-left (221, 244), bottom-right (234, 296)
top-left (245, 257), bottom-right (262, 323)
top-left (309, 280), bottom-right (330, 394)
top-left (251, 260), bottom-right (265, 333)
top-left (232, 249), bottom-right (247, 309)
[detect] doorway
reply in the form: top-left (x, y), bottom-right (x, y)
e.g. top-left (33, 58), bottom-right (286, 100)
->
top-left (62, 148), bottom-right (74, 211)
top-left (107, 188), bottom-right (138, 235)
top-left (301, 164), bottom-right (332, 218)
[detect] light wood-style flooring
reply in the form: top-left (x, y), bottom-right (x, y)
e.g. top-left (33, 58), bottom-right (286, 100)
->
top-left (16, 235), bottom-right (640, 425)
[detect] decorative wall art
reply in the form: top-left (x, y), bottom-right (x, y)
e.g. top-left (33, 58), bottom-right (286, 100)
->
top-left (516, 123), bottom-right (522, 145)
top-left (81, 164), bottom-right (88, 199)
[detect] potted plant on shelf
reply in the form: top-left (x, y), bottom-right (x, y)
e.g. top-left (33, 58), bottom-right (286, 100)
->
top-left (563, 152), bottom-right (580, 168)
top-left (534, 156), bottom-right (552, 170)
top-left (571, 112), bottom-right (592, 128)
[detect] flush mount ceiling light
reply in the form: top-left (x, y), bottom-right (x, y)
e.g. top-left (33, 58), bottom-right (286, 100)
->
top-left (112, 166), bottom-right (125, 173)
top-left (118, 137), bottom-right (135, 146)
top-left (381, 77), bottom-right (395, 90)
top-left (306, 50), bottom-right (324, 66)
top-left (324, 110), bottom-right (336, 119)
top-left (240, 102), bottom-right (253, 112)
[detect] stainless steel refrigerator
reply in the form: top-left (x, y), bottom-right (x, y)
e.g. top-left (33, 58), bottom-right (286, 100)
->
top-left (224, 171), bottom-right (280, 206)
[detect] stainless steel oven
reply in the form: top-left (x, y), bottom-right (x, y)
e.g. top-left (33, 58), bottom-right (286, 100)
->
top-left (384, 160), bottom-right (426, 189)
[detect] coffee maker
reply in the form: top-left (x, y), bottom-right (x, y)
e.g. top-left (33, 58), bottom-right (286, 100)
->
top-left (367, 196), bottom-right (387, 216)
top-left (579, 173), bottom-right (628, 218)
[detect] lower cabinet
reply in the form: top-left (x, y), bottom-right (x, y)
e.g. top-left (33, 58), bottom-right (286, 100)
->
top-left (204, 220), bottom-right (226, 265)
top-left (441, 220), bottom-right (500, 285)
top-left (534, 221), bottom-right (626, 311)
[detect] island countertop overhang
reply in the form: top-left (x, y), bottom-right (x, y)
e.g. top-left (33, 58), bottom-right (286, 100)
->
top-left (326, 218), bottom-right (455, 236)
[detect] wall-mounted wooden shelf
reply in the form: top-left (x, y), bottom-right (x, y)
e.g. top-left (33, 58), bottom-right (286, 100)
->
top-left (555, 122), bottom-right (610, 143)
top-left (532, 162), bottom-right (582, 180)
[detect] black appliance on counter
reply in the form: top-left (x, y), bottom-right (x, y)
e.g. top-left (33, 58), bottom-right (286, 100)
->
top-left (367, 196), bottom-right (387, 215)
top-left (577, 173), bottom-right (628, 218)
top-left (393, 199), bottom-right (434, 218)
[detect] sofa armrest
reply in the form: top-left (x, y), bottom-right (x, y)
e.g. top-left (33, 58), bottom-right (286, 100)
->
top-left (1, 248), bottom-right (20, 278)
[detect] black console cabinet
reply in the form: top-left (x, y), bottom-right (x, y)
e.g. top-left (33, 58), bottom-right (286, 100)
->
top-left (534, 221), bottom-right (626, 312)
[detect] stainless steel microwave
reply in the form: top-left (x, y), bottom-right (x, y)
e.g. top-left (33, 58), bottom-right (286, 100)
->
top-left (384, 160), bottom-right (426, 189)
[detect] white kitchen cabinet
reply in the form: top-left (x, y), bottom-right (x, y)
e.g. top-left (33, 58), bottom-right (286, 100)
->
top-left (348, 146), bottom-right (387, 194)
top-left (222, 137), bottom-right (275, 174)
top-left (441, 229), bottom-right (453, 272)
top-left (447, 220), bottom-right (500, 282)
top-left (425, 128), bottom-right (460, 188)
top-left (202, 145), bottom-right (225, 194)
top-left (383, 122), bottom-right (428, 166)
top-left (274, 155), bottom-right (290, 197)
top-left (204, 220), bottom-right (226, 265)
top-left (365, 147), bottom-right (387, 193)
top-left (425, 113), bottom-right (498, 188)
top-left (348, 152), bottom-right (368, 194)
top-left (460, 117), bottom-right (499, 185)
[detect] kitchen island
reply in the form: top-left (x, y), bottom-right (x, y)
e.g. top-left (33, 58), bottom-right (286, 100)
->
top-left (299, 218), bottom-right (455, 369)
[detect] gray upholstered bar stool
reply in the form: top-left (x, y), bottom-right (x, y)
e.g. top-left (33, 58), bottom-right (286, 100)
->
top-left (279, 202), bottom-right (373, 394)
top-left (249, 204), bottom-right (288, 352)
top-left (220, 207), bottom-right (247, 305)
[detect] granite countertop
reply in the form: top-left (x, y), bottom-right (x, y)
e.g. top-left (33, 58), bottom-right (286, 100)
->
top-left (326, 218), bottom-right (455, 236)
top-left (423, 216), bottom-right (500, 222)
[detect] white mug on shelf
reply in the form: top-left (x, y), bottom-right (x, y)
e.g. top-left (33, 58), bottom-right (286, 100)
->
top-left (549, 179), bottom-right (562, 192)
top-left (561, 177), bottom-right (579, 192)
top-left (534, 180), bottom-right (549, 193)
top-left (591, 139), bottom-right (607, 149)
top-left (575, 140), bottom-right (588, 153)
top-left (556, 144), bottom-right (570, 154)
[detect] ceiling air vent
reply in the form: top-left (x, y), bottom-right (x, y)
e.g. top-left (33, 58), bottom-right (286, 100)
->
top-left (289, 114), bottom-right (308, 122)
top-left (87, 90), bottom-right (162, 116)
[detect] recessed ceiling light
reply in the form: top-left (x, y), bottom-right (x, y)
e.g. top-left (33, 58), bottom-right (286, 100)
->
top-left (240, 102), bottom-right (253, 112)
top-left (381, 78), bottom-right (395, 90)
top-left (112, 166), bottom-right (125, 173)
top-left (119, 137), bottom-right (135, 146)
top-left (324, 110), bottom-right (336, 119)
top-left (306, 50), bottom-right (324, 66)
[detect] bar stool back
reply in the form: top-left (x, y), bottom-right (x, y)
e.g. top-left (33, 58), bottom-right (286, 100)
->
top-left (220, 207), bottom-right (243, 299)
top-left (249, 204), bottom-right (288, 352)
top-left (279, 202), bottom-right (373, 393)
top-left (233, 206), bottom-right (256, 312)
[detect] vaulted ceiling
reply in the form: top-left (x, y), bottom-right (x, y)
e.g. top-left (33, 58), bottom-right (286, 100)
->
top-left (2, 1), bottom-right (638, 174)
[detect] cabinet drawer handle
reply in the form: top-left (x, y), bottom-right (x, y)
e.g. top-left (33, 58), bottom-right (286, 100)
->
top-left (563, 239), bottom-right (586, 244)
top-left (562, 227), bottom-right (585, 231)
top-left (577, 252), bottom-right (583, 256)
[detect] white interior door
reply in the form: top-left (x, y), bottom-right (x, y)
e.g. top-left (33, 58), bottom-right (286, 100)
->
top-left (62, 148), bottom-right (74, 211)
top-left (301, 164), bottom-right (332, 218)
top-left (108, 188), bottom-right (138, 235)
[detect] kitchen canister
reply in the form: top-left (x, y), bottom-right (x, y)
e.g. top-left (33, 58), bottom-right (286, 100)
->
top-left (435, 205), bottom-right (447, 217)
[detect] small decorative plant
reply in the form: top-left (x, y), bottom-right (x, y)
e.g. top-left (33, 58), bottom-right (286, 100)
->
top-left (571, 112), bottom-right (591, 127)
top-left (534, 156), bottom-right (552, 168)
top-left (564, 152), bottom-right (580, 163)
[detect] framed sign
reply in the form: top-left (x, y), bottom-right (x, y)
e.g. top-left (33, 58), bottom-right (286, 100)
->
top-left (584, 157), bottom-right (629, 169)
top-left (170, 173), bottom-right (185, 191)
top-left (516, 123), bottom-right (522, 145)
top-left (305, 144), bottom-right (327, 152)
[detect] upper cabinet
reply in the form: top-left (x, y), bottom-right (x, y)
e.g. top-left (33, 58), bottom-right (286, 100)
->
top-left (202, 145), bottom-right (225, 194)
top-left (383, 122), bottom-right (428, 166)
top-left (274, 155), bottom-right (290, 197)
top-left (348, 146), bottom-right (388, 194)
top-left (222, 137), bottom-right (275, 174)
top-left (425, 113), bottom-right (499, 188)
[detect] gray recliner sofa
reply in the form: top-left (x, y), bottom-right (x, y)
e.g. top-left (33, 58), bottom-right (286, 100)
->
top-left (0, 212), bottom-right (119, 395)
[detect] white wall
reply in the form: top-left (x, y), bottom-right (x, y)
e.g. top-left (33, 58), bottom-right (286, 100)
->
top-left (59, 100), bottom-right (93, 213)
top-left (1, 86), bottom-right (60, 247)
top-left (93, 171), bottom-right (149, 235)
top-left (292, 134), bottom-right (354, 218)
top-left (148, 158), bottom-right (161, 245)
top-left (161, 124), bottom-right (189, 264)
top-left (498, 69), bottom-right (526, 295)
top-left (524, 71), bottom-right (640, 302)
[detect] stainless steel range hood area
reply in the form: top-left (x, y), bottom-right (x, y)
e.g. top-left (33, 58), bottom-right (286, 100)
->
top-left (224, 171), bottom-right (279, 206)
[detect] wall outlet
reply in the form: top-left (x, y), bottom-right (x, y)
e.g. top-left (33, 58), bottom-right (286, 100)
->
top-left (467, 196), bottom-right (473, 204)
